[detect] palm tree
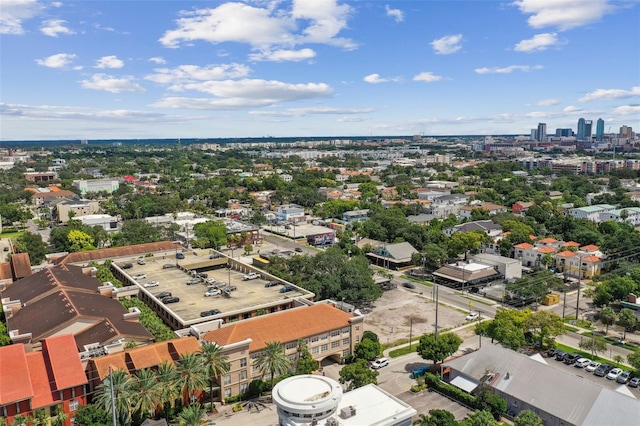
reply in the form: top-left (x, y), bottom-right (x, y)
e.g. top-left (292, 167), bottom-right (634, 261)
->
top-left (132, 368), bottom-right (161, 421)
top-left (94, 369), bottom-right (134, 426)
top-left (176, 352), bottom-right (208, 406)
top-left (178, 403), bottom-right (206, 426)
top-left (12, 414), bottom-right (31, 426)
top-left (200, 342), bottom-right (231, 412)
top-left (157, 361), bottom-right (180, 419)
top-left (255, 341), bottom-right (291, 389)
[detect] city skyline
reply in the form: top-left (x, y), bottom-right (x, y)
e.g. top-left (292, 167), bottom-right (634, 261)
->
top-left (1, 0), bottom-right (639, 141)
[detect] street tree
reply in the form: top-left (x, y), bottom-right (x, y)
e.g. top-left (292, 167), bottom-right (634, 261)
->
top-left (14, 232), bottom-right (47, 265)
top-left (514, 410), bottom-right (543, 426)
top-left (627, 352), bottom-right (640, 371)
top-left (417, 333), bottom-right (463, 366)
top-left (618, 308), bottom-right (637, 339)
top-left (578, 335), bottom-right (607, 358)
top-left (526, 310), bottom-right (565, 348)
top-left (178, 403), bottom-right (206, 426)
top-left (599, 307), bottom-right (617, 334)
top-left (339, 359), bottom-right (378, 390)
top-left (476, 308), bottom-right (530, 350)
top-left (176, 352), bottom-right (208, 406)
top-left (461, 410), bottom-right (496, 426)
top-left (353, 338), bottom-right (381, 361)
top-left (94, 369), bottom-right (134, 426)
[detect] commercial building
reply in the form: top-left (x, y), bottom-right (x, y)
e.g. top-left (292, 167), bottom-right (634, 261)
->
top-left (72, 179), bottom-right (120, 195)
top-left (74, 213), bottom-right (119, 231)
top-left (55, 199), bottom-right (100, 223)
top-left (272, 375), bottom-right (416, 426)
top-left (596, 118), bottom-right (605, 141)
top-left (577, 118), bottom-right (593, 141)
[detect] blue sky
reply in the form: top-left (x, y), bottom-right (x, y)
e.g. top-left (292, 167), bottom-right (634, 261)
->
top-left (1, 0), bottom-right (639, 140)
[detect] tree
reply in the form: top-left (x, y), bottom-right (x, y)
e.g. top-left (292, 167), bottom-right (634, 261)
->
top-left (600, 307), bottom-right (617, 334)
top-left (243, 243), bottom-right (253, 256)
top-left (114, 219), bottom-right (162, 246)
top-left (579, 335), bottom-right (607, 357)
top-left (14, 232), bottom-right (47, 265)
top-left (417, 333), bottom-right (463, 365)
top-left (417, 409), bottom-right (457, 426)
top-left (627, 352), bottom-right (640, 371)
top-left (447, 232), bottom-right (484, 258)
top-left (156, 361), bottom-right (180, 420)
top-left (178, 403), bottom-right (206, 426)
top-left (460, 410), bottom-right (496, 426)
top-left (354, 338), bottom-right (381, 361)
top-left (193, 220), bottom-right (228, 249)
top-left (131, 368), bottom-right (161, 421)
top-left (176, 352), bottom-right (208, 406)
top-left (67, 229), bottom-right (95, 252)
top-left (514, 410), bottom-right (543, 426)
top-left (418, 243), bottom-right (449, 271)
top-left (339, 359), bottom-right (378, 390)
top-left (200, 342), bottom-right (231, 411)
top-left (73, 404), bottom-right (110, 426)
top-left (474, 385), bottom-right (507, 420)
top-left (526, 310), bottom-right (564, 348)
top-left (617, 308), bottom-right (637, 339)
top-left (255, 341), bottom-right (291, 389)
top-left (94, 369), bottom-right (134, 426)
top-left (294, 340), bottom-right (318, 375)
top-left (476, 308), bottom-right (530, 350)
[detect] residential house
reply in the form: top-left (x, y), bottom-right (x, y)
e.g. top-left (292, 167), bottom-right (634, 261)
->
top-left (0, 334), bottom-right (88, 425)
top-left (460, 202), bottom-right (507, 219)
top-left (568, 204), bottom-right (616, 222)
top-left (511, 201), bottom-right (535, 215)
top-left (599, 207), bottom-right (640, 225)
top-left (366, 241), bottom-right (418, 270)
top-left (342, 209), bottom-right (369, 223)
top-left (201, 303), bottom-right (364, 399)
top-left (444, 220), bottom-right (502, 238)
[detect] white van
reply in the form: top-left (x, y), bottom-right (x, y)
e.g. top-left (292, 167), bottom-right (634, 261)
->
top-left (371, 357), bottom-right (389, 369)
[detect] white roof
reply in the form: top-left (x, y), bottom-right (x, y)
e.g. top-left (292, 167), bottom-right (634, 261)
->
top-left (450, 375), bottom-right (479, 393)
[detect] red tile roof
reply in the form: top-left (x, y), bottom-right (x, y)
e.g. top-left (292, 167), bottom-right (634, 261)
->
top-left (56, 241), bottom-right (180, 265)
top-left (537, 237), bottom-right (558, 244)
top-left (514, 243), bottom-right (534, 249)
top-left (42, 334), bottom-right (87, 390)
top-left (0, 344), bottom-right (34, 405)
top-left (203, 304), bottom-right (355, 353)
top-left (25, 352), bottom-right (55, 409)
top-left (536, 247), bottom-right (556, 254)
top-left (580, 244), bottom-right (600, 252)
top-left (582, 255), bottom-right (601, 262)
top-left (561, 241), bottom-right (581, 247)
top-left (556, 251), bottom-right (577, 258)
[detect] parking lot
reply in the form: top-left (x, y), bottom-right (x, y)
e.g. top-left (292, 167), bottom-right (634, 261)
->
top-left (117, 252), bottom-right (309, 323)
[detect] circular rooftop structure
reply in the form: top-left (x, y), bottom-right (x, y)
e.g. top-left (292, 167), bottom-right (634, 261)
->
top-left (272, 375), bottom-right (343, 422)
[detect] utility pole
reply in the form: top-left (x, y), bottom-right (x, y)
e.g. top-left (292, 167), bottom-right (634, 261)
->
top-left (434, 283), bottom-right (440, 341)
top-left (409, 317), bottom-right (413, 350)
top-left (109, 367), bottom-right (117, 426)
top-left (478, 311), bottom-right (482, 348)
top-left (576, 254), bottom-right (582, 320)
top-left (562, 290), bottom-right (567, 319)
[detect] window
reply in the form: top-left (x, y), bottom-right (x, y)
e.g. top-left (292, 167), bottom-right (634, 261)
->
top-left (311, 347), bottom-right (319, 355)
top-left (285, 342), bottom-right (297, 350)
top-left (342, 349), bottom-right (351, 357)
top-left (355, 325), bottom-right (360, 330)
top-left (240, 370), bottom-right (247, 381)
top-left (224, 388), bottom-right (232, 398)
top-left (355, 335), bottom-right (360, 342)
top-left (343, 338), bottom-right (350, 346)
top-left (69, 400), bottom-right (79, 411)
top-left (250, 352), bottom-right (259, 359)
top-left (240, 383), bottom-right (249, 394)
top-left (240, 358), bottom-right (247, 367)
top-left (331, 341), bottom-right (340, 349)
top-left (311, 336), bottom-right (319, 343)
top-left (252, 365), bottom-right (260, 373)
top-left (321, 333), bottom-right (328, 340)
top-left (342, 327), bottom-right (349, 334)
top-left (321, 344), bottom-right (328, 352)
top-left (288, 354), bottom-right (297, 361)
top-left (330, 330), bottom-right (340, 338)
top-left (224, 375), bottom-right (231, 385)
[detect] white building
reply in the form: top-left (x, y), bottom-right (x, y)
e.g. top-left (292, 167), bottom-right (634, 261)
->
top-left (275, 204), bottom-right (305, 222)
top-left (72, 179), bottom-right (120, 195)
top-left (598, 207), bottom-right (640, 226)
top-left (75, 214), bottom-right (119, 231)
top-left (568, 204), bottom-right (616, 222)
top-left (272, 375), bottom-right (416, 426)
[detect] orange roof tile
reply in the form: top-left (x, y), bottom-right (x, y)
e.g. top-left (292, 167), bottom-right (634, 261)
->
top-left (514, 243), bottom-right (534, 249)
top-left (203, 304), bottom-right (355, 353)
top-left (89, 353), bottom-right (129, 381)
top-left (561, 241), bottom-right (581, 247)
top-left (42, 334), bottom-right (87, 390)
top-left (25, 352), bottom-right (55, 409)
top-left (0, 344), bottom-right (34, 405)
top-left (580, 244), bottom-right (599, 252)
top-left (169, 337), bottom-right (202, 356)
top-left (582, 255), bottom-right (601, 262)
top-left (538, 237), bottom-right (557, 244)
top-left (536, 247), bottom-right (556, 254)
top-left (529, 235), bottom-right (537, 240)
top-left (556, 251), bottom-right (577, 258)
top-left (126, 345), bottom-right (163, 371)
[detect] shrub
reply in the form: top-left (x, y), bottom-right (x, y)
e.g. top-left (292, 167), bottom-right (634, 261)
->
top-left (424, 373), bottom-right (476, 407)
top-left (232, 404), bottom-right (243, 412)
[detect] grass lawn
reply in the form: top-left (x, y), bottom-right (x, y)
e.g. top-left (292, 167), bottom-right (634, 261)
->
top-left (0, 229), bottom-right (24, 240)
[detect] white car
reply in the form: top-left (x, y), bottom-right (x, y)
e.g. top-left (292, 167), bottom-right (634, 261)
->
top-left (243, 272), bottom-right (260, 280)
top-left (132, 274), bottom-right (147, 280)
top-left (465, 312), bottom-right (479, 321)
top-left (204, 289), bottom-right (221, 297)
top-left (143, 281), bottom-right (159, 288)
top-left (574, 358), bottom-right (591, 368)
top-left (606, 368), bottom-right (623, 380)
top-left (370, 357), bottom-right (389, 369)
top-left (585, 361), bottom-right (601, 373)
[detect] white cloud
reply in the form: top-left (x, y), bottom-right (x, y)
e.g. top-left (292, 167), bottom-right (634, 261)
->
top-left (40, 18), bottom-right (74, 37)
top-left (35, 53), bottom-right (77, 68)
top-left (430, 34), bottom-right (462, 55)
top-left (413, 72), bottom-right (443, 82)
top-left (51, 2), bottom-right (62, 7)
top-left (514, 33), bottom-right (558, 52)
top-left (385, 5), bottom-right (404, 22)
top-left (611, 105), bottom-right (640, 115)
top-left (512, 0), bottom-right (611, 31)
top-left (149, 56), bottom-right (167, 64)
top-left (151, 79), bottom-right (332, 110)
top-left (249, 48), bottom-right (316, 62)
top-left (536, 98), bottom-right (560, 106)
top-left (474, 65), bottom-right (543, 74)
top-left (145, 63), bottom-right (250, 85)
top-left (159, 1), bottom-right (356, 52)
top-left (94, 55), bottom-right (124, 69)
top-left (1, 0), bottom-right (43, 34)
top-left (579, 86), bottom-right (640, 102)
top-left (363, 73), bottom-right (401, 84)
top-left (250, 106), bottom-right (373, 117)
top-left (563, 105), bottom-right (582, 113)
top-left (81, 74), bottom-right (145, 93)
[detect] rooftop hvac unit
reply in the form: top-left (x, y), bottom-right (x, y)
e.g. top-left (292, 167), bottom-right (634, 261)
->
top-left (325, 418), bottom-right (338, 426)
top-left (311, 418), bottom-right (318, 426)
top-left (340, 406), bottom-right (356, 419)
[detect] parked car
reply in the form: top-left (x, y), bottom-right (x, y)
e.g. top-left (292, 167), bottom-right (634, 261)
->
top-left (176, 252), bottom-right (185, 259)
top-left (209, 253), bottom-right (222, 259)
top-left (204, 289), bottom-right (221, 297)
top-left (200, 309), bottom-right (221, 317)
top-left (628, 377), bottom-right (640, 388)
top-left (563, 353), bottom-right (581, 365)
top-left (574, 358), bottom-right (591, 368)
top-left (243, 272), bottom-right (260, 280)
top-left (155, 292), bottom-right (171, 299)
top-left (265, 280), bottom-right (280, 287)
top-left (132, 273), bottom-right (147, 280)
top-left (295, 247), bottom-right (304, 252)
top-left (162, 296), bottom-right (180, 304)
top-left (606, 368), bottom-right (623, 380)
top-left (197, 272), bottom-right (208, 279)
top-left (121, 263), bottom-right (133, 269)
top-left (186, 278), bottom-right (201, 285)
top-left (403, 282), bottom-right (416, 289)
top-left (617, 370), bottom-right (633, 384)
top-left (465, 312), bottom-right (479, 321)
top-left (280, 285), bottom-right (295, 293)
top-left (412, 365), bottom-right (430, 378)
top-left (137, 258), bottom-right (146, 265)
top-left (554, 351), bottom-right (567, 361)
top-left (546, 348), bottom-right (558, 358)
top-left (143, 281), bottom-right (160, 288)
top-left (162, 263), bottom-right (176, 269)
top-left (370, 357), bottom-right (389, 369)
top-left (594, 363), bottom-right (613, 377)
top-left (585, 361), bottom-right (601, 373)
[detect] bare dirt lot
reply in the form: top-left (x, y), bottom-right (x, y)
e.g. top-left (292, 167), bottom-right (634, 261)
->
top-left (363, 285), bottom-right (472, 345)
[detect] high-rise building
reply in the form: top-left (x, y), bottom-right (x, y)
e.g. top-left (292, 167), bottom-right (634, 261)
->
top-left (537, 123), bottom-right (547, 142)
top-left (596, 118), bottom-right (605, 141)
top-left (577, 118), bottom-right (593, 141)
top-left (555, 128), bottom-right (573, 137)
top-left (577, 118), bottom-right (586, 140)
top-left (531, 129), bottom-right (538, 141)
top-left (620, 125), bottom-right (634, 139)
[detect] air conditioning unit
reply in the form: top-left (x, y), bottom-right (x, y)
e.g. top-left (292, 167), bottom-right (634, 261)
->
top-left (340, 406), bottom-right (356, 419)
top-left (325, 418), bottom-right (338, 426)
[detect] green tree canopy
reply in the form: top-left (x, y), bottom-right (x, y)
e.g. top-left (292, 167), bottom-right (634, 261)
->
top-left (14, 232), bottom-right (47, 265)
top-left (338, 359), bottom-right (378, 390)
top-left (417, 333), bottom-right (463, 365)
top-left (514, 410), bottom-right (543, 426)
top-left (193, 220), bottom-right (228, 249)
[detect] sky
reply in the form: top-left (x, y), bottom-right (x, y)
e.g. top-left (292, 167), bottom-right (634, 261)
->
top-left (0, 0), bottom-right (639, 140)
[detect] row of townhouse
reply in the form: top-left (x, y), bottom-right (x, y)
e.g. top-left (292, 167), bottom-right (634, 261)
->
top-left (512, 238), bottom-right (603, 278)
top-left (569, 204), bottom-right (640, 225)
